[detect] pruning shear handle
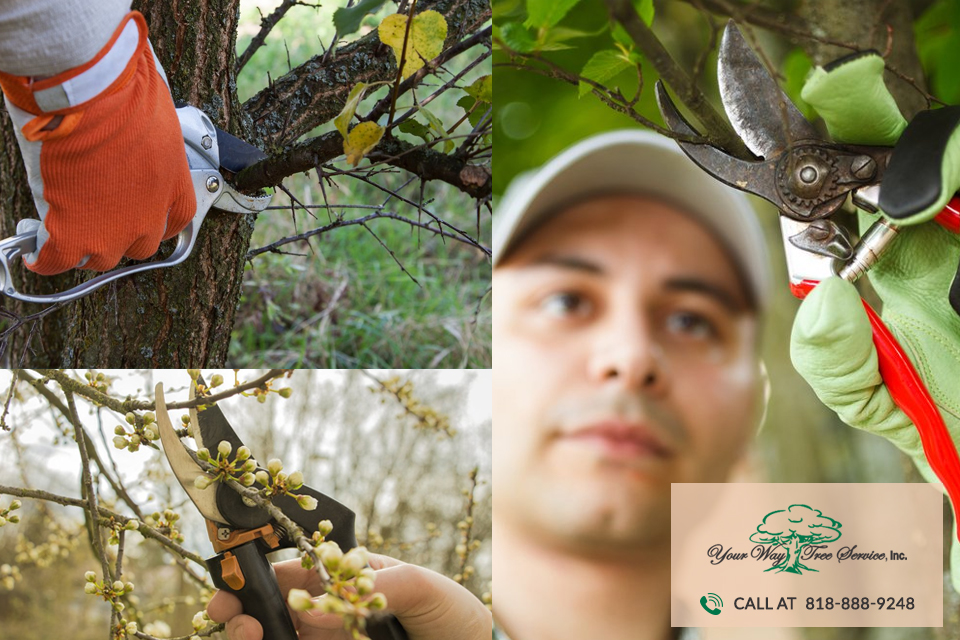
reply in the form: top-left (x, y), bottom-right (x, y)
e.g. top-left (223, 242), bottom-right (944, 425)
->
top-left (0, 107), bottom-right (271, 305)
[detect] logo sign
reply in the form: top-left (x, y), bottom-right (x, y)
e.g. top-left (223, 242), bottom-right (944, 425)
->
top-left (671, 484), bottom-right (942, 627)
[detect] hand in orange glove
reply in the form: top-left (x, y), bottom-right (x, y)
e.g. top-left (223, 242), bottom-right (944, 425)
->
top-left (0, 11), bottom-right (195, 275)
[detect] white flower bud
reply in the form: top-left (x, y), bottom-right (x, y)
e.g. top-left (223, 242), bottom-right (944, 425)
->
top-left (196, 448), bottom-right (210, 461)
top-left (124, 520), bottom-right (139, 531)
top-left (194, 475), bottom-right (214, 490)
top-left (113, 436), bottom-right (128, 449)
top-left (9, 501), bottom-right (20, 511)
top-left (0, 517), bottom-right (6, 527)
top-left (114, 425), bottom-right (127, 436)
top-left (287, 471), bottom-right (304, 489)
top-left (218, 440), bottom-right (232, 458)
top-left (267, 459), bottom-right (283, 476)
top-left (210, 374), bottom-right (224, 388)
top-left (296, 495), bottom-right (318, 511)
top-left (242, 459), bottom-right (257, 473)
top-left (125, 622), bottom-right (138, 635)
top-left (356, 575), bottom-right (375, 595)
top-left (368, 593), bottom-right (387, 610)
top-left (240, 473), bottom-right (256, 487)
top-left (236, 446), bottom-right (251, 462)
top-left (191, 611), bottom-right (208, 631)
top-left (112, 580), bottom-right (125, 592)
top-left (187, 369), bottom-right (200, 380)
top-left (84, 571), bottom-right (97, 582)
top-left (125, 413), bottom-right (136, 425)
top-left (143, 412), bottom-right (155, 425)
top-left (84, 582), bottom-right (98, 594)
top-left (317, 541), bottom-right (342, 570)
top-left (129, 434), bottom-right (141, 447)
top-left (341, 547), bottom-right (369, 576)
top-left (317, 520), bottom-right (333, 537)
top-left (287, 588), bottom-right (314, 611)
top-left (124, 582), bottom-right (135, 593)
top-left (255, 470), bottom-right (271, 486)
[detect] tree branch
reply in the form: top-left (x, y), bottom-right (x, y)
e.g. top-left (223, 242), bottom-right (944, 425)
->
top-left (0, 484), bottom-right (207, 566)
top-left (602, 0), bottom-right (749, 157)
top-left (31, 369), bottom-right (289, 413)
top-left (242, 0), bottom-right (491, 148)
top-left (234, 132), bottom-right (492, 199)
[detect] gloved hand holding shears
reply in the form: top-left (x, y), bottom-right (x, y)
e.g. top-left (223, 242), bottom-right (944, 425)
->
top-left (789, 51), bottom-right (960, 589)
top-left (656, 23), bottom-right (960, 590)
top-left (0, 10), bottom-right (272, 304)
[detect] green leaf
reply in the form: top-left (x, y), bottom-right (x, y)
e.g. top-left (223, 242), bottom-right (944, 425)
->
top-left (578, 49), bottom-right (632, 97)
top-left (333, 0), bottom-right (390, 36)
top-left (524, 0), bottom-right (584, 29)
top-left (419, 105), bottom-right (447, 138)
top-left (497, 22), bottom-right (537, 53)
top-left (464, 75), bottom-right (492, 103)
top-left (399, 119), bottom-right (433, 143)
top-left (635, 0), bottom-right (654, 26)
top-left (611, 22), bottom-right (632, 49)
top-left (458, 95), bottom-right (490, 128)
top-left (781, 48), bottom-right (814, 120)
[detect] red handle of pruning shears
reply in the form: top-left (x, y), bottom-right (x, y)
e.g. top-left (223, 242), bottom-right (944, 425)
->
top-left (792, 198), bottom-right (960, 542)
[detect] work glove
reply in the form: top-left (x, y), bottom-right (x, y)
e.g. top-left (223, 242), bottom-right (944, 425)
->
top-left (0, 11), bottom-right (195, 275)
top-left (790, 52), bottom-right (960, 590)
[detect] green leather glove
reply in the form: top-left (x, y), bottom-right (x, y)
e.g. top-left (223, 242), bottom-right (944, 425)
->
top-left (790, 52), bottom-right (960, 591)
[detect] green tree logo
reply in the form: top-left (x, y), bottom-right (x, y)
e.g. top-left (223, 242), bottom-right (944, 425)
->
top-left (749, 504), bottom-right (842, 574)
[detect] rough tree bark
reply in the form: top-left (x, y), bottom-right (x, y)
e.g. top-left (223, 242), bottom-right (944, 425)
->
top-left (0, 0), bottom-right (491, 366)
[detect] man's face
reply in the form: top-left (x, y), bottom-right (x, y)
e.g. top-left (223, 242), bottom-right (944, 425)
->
top-left (493, 195), bottom-right (760, 554)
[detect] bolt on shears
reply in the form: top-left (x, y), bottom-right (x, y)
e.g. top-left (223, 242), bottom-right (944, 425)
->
top-left (155, 377), bottom-right (408, 640)
top-left (657, 22), bottom-right (960, 538)
top-left (0, 106), bottom-right (272, 305)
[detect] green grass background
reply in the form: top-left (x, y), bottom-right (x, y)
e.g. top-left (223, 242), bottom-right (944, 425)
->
top-left (228, 0), bottom-right (491, 367)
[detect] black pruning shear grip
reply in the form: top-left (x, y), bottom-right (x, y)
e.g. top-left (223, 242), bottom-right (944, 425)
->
top-left (656, 22), bottom-right (960, 542)
top-left (156, 378), bottom-right (408, 640)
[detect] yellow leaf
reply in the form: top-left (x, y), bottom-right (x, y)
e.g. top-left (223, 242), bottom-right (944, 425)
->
top-left (334, 83), bottom-right (368, 139)
top-left (343, 121), bottom-right (385, 166)
top-left (378, 10), bottom-right (448, 80)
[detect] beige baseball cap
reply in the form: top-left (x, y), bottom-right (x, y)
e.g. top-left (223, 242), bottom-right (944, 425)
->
top-left (493, 129), bottom-right (772, 310)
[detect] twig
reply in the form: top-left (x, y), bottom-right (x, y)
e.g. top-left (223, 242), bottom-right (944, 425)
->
top-left (247, 210), bottom-right (489, 259)
top-left (236, 0), bottom-right (316, 74)
top-left (602, 0), bottom-right (749, 157)
top-left (0, 484), bottom-right (207, 566)
top-left (31, 369), bottom-right (289, 413)
top-left (388, 0), bottom-right (420, 127)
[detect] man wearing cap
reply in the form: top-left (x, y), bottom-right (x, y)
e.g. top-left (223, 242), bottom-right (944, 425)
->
top-left (492, 129), bottom-right (770, 640)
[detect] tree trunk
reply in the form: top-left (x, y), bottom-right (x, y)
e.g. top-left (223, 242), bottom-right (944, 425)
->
top-left (796, 0), bottom-right (927, 118)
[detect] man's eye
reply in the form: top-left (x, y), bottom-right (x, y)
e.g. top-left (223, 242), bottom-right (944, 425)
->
top-left (665, 311), bottom-right (717, 339)
top-left (540, 292), bottom-right (592, 318)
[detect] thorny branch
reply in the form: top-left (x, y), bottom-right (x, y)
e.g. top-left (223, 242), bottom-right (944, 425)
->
top-left (236, 0), bottom-right (321, 74)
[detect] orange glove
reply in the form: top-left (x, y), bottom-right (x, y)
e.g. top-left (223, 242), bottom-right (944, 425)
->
top-left (0, 11), bottom-right (195, 275)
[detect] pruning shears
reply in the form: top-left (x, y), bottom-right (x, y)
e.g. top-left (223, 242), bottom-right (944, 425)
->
top-left (0, 106), bottom-right (272, 304)
top-left (155, 378), bottom-right (408, 640)
top-left (656, 22), bottom-right (960, 537)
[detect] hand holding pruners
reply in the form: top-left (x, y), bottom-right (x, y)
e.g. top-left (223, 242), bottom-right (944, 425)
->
top-left (657, 22), bottom-right (960, 571)
top-left (156, 378), bottom-right (408, 640)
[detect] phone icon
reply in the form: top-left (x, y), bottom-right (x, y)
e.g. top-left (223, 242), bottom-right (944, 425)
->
top-left (700, 593), bottom-right (723, 615)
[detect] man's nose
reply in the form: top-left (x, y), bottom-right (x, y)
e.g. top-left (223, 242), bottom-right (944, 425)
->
top-left (586, 310), bottom-right (667, 393)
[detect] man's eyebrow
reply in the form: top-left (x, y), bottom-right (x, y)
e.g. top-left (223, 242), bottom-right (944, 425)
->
top-left (664, 277), bottom-right (746, 313)
top-left (529, 255), bottom-right (606, 275)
